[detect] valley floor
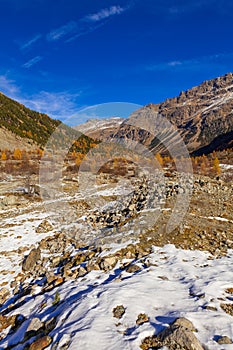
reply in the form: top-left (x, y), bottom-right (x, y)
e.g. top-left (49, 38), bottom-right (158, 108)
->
top-left (0, 166), bottom-right (233, 349)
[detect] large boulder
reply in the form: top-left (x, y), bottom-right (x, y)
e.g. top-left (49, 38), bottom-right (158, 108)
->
top-left (29, 335), bottom-right (52, 350)
top-left (141, 317), bottom-right (204, 350)
top-left (22, 248), bottom-right (41, 272)
top-left (1, 195), bottom-right (19, 207)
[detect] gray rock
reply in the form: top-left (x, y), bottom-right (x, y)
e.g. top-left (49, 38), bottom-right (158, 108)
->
top-left (101, 256), bottom-right (117, 270)
top-left (22, 247), bottom-right (41, 272)
top-left (141, 317), bottom-right (204, 350)
top-left (27, 317), bottom-right (43, 332)
top-left (158, 317), bottom-right (203, 350)
top-left (172, 317), bottom-right (197, 332)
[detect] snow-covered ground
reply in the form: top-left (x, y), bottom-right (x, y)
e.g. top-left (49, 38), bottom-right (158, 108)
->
top-left (1, 244), bottom-right (233, 349)
top-left (0, 172), bottom-right (233, 349)
top-left (0, 207), bottom-right (55, 289)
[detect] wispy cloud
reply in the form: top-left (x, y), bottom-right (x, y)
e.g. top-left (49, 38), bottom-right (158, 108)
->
top-left (85, 5), bottom-right (126, 22)
top-left (21, 91), bottom-right (81, 120)
top-left (22, 56), bottom-right (43, 69)
top-left (66, 21), bottom-right (108, 43)
top-left (0, 75), bottom-right (20, 96)
top-left (47, 21), bottom-right (77, 41)
top-left (168, 61), bottom-right (182, 67)
top-left (0, 74), bottom-right (80, 120)
top-left (147, 53), bottom-right (233, 72)
top-left (46, 5), bottom-right (128, 44)
top-left (20, 34), bottom-right (42, 50)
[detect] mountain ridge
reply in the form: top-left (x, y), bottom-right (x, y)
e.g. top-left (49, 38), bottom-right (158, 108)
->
top-left (0, 92), bottom-right (60, 150)
top-left (1, 73), bottom-right (233, 154)
top-left (110, 72), bottom-right (233, 155)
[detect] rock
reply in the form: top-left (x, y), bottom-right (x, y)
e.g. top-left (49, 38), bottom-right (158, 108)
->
top-left (0, 315), bottom-right (16, 332)
top-left (125, 250), bottom-right (136, 259)
top-left (36, 220), bottom-right (53, 234)
top-left (0, 287), bottom-right (10, 305)
top-left (45, 317), bottom-right (57, 333)
top-left (1, 195), bottom-right (19, 207)
top-left (136, 313), bottom-right (149, 325)
top-left (220, 303), bottom-right (233, 316)
top-left (46, 272), bottom-right (57, 285)
top-left (126, 264), bottom-right (141, 273)
top-left (203, 305), bottom-right (217, 311)
top-left (86, 261), bottom-right (101, 272)
top-left (27, 318), bottom-right (43, 332)
top-left (101, 256), bottom-right (117, 270)
top-left (140, 336), bottom-right (163, 350)
top-left (29, 335), bottom-right (53, 350)
top-left (113, 305), bottom-right (126, 319)
top-left (159, 319), bottom-right (203, 350)
top-left (51, 256), bottom-right (62, 267)
top-left (54, 277), bottom-right (64, 286)
top-left (225, 287), bottom-right (233, 294)
top-left (172, 317), bottom-right (197, 332)
top-left (22, 248), bottom-right (41, 272)
top-left (78, 266), bottom-right (87, 277)
top-left (217, 335), bottom-right (232, 344)
top-left (141, 317), bottom-right (204, 350)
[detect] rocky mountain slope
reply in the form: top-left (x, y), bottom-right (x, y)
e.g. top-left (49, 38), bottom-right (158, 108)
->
top-left (77, 73), bottom-right (233, 155)
top-left (1, 72), bottom-right (233, 154)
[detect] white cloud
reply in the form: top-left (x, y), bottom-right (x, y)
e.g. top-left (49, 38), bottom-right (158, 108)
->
top-left (22, 91), bottom-right (81, 120)
top-left (22, 56), bottom-right (43, 69)
top-left (85, 5), bottom-right (125, 22)
top-left (147, 53), bottom-right (233, 72)
top-left (0, 75), bottom-right (80, 121)
top-left (20, 34), bottom-right (42, 50)
top-left (0, 75), bottom-right (20, 96)
top-left (168, 61), bottom-right (182, 67)
top-left (45, 5), bottom-right (128, 44)
top-left (66, 21), bottom-right (107, 43)
top-left (47, 21), bottom-right (77, 41)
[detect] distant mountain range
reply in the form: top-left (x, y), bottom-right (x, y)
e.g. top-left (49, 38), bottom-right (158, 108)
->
top-left (1, 73), bottom-right (233, 154)
top-left (74, 117), bottom-right (124, 140)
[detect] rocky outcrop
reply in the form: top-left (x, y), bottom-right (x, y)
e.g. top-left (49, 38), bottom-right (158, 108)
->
top-left (141, 317), bottom-right (204, 350)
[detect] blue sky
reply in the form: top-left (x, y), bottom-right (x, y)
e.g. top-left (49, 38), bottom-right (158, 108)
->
top-left (1, 0), bottom-right (233, 122)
